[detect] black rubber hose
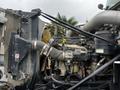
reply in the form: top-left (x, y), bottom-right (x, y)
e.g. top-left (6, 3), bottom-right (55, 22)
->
top-left (67, 54), bottom-right (120, 90)
top-left (51, 75), bottom-right (71, 85)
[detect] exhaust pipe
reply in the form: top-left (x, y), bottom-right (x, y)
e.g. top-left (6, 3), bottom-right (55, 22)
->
top-left (83, 10), bottom-right (120, 32)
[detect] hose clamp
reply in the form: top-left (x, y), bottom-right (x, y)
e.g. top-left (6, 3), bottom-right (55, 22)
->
top-left (32, 41), bottom-right (37, 49)
top-left (46, 47), bottom-right (53, 57)
top-left (40, 44), bottom-right (47, 56)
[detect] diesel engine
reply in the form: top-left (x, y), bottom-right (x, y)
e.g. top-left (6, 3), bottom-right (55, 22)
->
top-left (0, 0), bottom-right (120, 90)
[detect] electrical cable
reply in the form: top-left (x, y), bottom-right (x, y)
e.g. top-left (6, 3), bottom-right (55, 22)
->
top-left (51, 74), bottom-right (71, 85)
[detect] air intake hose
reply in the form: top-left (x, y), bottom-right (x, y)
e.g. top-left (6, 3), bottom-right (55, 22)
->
top-left (32, 41), bottom-right (64, 60)
top-left (83, 10), bottom-right (120, 32)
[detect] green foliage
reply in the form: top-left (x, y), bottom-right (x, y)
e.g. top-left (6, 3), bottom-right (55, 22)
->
top-left (44, 13), bottom-right (79, 39)
top-left (55, 13), bottom-right (78, 37)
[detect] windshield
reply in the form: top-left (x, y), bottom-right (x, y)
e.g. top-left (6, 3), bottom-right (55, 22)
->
top-left (106, 0), bottom-right (120, 8)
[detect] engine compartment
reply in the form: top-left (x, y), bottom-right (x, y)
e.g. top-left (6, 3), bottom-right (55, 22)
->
top-left (0, 3), bottom-right (120, 90)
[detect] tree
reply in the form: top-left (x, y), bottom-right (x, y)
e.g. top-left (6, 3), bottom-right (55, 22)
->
top-left (55, 13), bottom-right (78, 37)
top-left (42, 13), bottom-right (78, 44)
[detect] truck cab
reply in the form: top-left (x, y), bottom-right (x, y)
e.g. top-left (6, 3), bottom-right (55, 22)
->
top-left (106, 0), bottom-right (120, 10)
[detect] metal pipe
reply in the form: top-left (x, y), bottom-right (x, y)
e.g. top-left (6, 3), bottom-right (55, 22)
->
top-left (67, 54), bottom-right (120, 90)
top-left (96, 57), bottom-right (106, 69)
top-left (83, 10), bottom-right (120, 32)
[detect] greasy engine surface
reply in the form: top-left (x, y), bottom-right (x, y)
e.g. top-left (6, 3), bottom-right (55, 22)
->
top-left (1, 1), bottom-right (120, 89)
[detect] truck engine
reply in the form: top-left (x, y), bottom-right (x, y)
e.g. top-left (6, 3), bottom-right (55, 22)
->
top-left (0, 0), bottom-right (120, 90)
